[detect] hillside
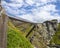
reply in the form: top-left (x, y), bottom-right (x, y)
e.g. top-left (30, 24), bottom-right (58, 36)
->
top-left (0, 17), bottom-right (60, 48)
top-left (7, 21), bottom-right (34, 48)
top-left (10, 18), bottom-right (59, 48)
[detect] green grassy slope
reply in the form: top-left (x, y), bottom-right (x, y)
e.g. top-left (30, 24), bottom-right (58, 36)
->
top-left (7, 22), bottom-right (34, 48)
top-left (50, 23), bottom-right (60, 45)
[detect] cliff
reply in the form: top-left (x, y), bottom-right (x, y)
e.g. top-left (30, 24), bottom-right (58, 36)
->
top-left (26, 19), bottom-right (58, 48)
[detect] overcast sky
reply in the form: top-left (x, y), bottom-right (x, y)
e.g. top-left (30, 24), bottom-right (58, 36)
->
top-left (1, 0), bottom-right (60, 23)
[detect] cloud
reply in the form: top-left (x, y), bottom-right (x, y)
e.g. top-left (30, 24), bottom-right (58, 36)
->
top-left (1, 0), bottom-right (60, 23)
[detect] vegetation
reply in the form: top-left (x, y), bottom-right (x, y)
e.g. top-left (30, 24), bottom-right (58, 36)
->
top-left (7, 22), bottom-right (34, 48)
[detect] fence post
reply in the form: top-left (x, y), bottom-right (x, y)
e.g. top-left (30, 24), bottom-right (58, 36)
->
top-left (0, 9), bottom-right (8, 48)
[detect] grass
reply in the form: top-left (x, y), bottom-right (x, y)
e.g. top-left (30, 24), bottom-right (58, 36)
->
top-left (7, 22), bottom-right (34, 48)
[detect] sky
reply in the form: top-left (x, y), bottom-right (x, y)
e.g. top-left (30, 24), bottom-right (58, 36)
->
top-left (1, 0), bottom-right (60, 23)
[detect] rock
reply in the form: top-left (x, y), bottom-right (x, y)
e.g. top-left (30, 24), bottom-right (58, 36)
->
top-left (28, 19), bottom-right (58, 48)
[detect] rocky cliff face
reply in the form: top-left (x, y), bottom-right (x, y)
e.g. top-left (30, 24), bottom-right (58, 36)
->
top-left (42, 20), bottom-right (58, 44)
top-left (27, 20), bottom-right (58, 48)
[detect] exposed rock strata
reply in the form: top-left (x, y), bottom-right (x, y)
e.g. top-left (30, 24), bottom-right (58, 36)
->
top-left (27, 20), bottom-right (58, 48)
